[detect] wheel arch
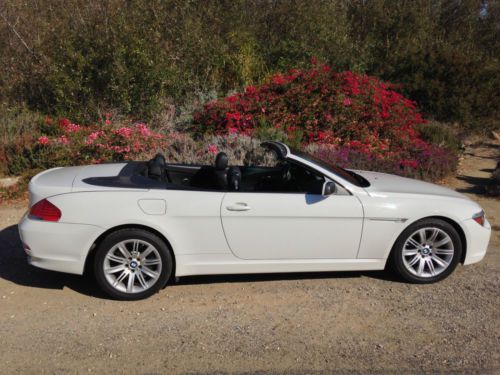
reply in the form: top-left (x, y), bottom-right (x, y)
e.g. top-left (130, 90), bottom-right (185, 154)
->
top-left (84, 224), bottom-right (176, 276)
top-left (427, 216), bottom-right (467, 263)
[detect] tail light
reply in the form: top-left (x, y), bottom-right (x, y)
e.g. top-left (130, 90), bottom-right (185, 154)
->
top-left (29, 199), bottom-right (62, 222)
top-left (472, 211), bottom-right (485, 226)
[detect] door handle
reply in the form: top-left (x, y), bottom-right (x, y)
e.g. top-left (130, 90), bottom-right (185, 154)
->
top-left (226, 203), bottom-right (251, 211)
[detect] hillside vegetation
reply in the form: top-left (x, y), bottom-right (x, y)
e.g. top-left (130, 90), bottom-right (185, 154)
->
top-left (0, 0), bottom-right (498, 200)
top-left (0, 0), bottom-right (498, 125)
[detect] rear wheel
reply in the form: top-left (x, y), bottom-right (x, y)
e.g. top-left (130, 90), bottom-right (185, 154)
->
top-left (94, 229), bottom-right (172, 300)
top-left (390, 219), bottom-right (462, 283)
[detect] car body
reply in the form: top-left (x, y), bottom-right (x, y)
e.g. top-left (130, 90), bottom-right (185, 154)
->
top-left (18, 141), bottom-right (491, 299)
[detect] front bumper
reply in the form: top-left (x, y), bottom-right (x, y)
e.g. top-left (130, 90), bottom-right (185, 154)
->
top-left (462, 218), bottom-right (491, 265)
top-left (18, 214), bottom-right (104, 275)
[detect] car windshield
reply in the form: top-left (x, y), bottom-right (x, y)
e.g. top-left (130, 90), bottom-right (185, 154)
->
top-left (292, 150), bottom-right (370, 187)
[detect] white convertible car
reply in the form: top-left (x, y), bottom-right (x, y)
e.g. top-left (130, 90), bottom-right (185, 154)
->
top-left (19, 141), bottom-right (491, 300)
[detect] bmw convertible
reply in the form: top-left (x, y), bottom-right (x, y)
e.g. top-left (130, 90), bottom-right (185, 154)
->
top-left (18, 141), bottom-right (491, 300)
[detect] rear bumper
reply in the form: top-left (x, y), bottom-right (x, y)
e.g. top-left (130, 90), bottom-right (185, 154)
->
top-left (18, 214), bottom-right (104, 275)
top-left (463, 218), bottom-right (491, 265)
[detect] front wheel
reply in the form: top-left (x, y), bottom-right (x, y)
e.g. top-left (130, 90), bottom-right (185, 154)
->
top-left (94, 229), bottom-right (173, 300)
top-left (389, 219), bottom-right (462, 284)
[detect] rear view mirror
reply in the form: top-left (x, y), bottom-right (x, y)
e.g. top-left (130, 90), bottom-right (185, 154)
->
top-left (322, 181), bottom-right (336, 196)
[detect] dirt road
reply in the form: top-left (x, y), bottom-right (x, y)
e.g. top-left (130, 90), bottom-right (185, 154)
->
top-left (0, 142), bottom-right (498, 374)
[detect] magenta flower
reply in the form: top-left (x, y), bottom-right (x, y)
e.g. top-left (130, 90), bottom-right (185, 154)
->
top-left (135, 123), bottom-right (152, 137)
top-left (207, 144), bottom-right (218, 155)
top-left (38, 136), bottom-right (50, 145)
top-left (58, 135), bottom-right (69, 145)
top-left (115, 127), bottom-right (132, 138)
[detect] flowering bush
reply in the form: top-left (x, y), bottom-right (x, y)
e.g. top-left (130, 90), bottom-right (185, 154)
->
top-left (164, 133), bottom-right (276, 166)
top-left (40, 117), bottom-right (168, 164)
top-left (1, 65), bottom-right (459, 188)
top-left (1, 115), bottom-right (277, 177)
top-left (3, 116), bottom-right (170, 174)
top-left (304, 143), bottom-right (457, 181)
top-left (193, 64), bottom-right (457, 179)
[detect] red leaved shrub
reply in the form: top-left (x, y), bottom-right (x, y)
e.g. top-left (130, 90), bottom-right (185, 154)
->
top-left (193, 64), bottom-right (456, 179)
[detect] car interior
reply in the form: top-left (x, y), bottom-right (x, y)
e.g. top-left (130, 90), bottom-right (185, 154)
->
top-left (142, 151), bottom-right (326, 194)
top-left (82, 143), bottom-right (332, 194)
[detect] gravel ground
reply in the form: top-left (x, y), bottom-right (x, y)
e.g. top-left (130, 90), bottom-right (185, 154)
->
top-left (0, 142), bottom-right (498, 374)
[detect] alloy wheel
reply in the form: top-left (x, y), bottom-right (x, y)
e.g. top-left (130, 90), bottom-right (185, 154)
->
top-left (103, 239), bottom-right (162, 294)
top-left (402, 227), bottom-right (455, 278)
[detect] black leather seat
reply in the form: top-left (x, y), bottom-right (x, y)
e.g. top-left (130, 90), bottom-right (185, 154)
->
top-left (148, 153), bottom-right (166, 181)
top-left (213, 152), bottom-right (229, 189)
top-left (190, 152), bottom-right (229, 189)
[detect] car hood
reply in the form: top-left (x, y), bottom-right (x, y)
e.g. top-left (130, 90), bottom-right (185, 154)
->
top-left (353, 170), bottom-right (467, 199)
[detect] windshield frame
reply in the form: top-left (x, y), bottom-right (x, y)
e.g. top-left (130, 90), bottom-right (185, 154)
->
top-left (290, 149), bottom-right (370, 188)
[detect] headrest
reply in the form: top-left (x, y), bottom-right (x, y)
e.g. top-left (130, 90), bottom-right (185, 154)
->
top-left (151, 153), bottom-right (165, 167)
top-left (148, 153), bottom-right (166, 181)
top-left (215, 152), bottom-right (228, 170)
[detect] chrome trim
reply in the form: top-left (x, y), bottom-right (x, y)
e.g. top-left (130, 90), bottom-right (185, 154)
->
top-left (367, 217), bottom-right (408, 223)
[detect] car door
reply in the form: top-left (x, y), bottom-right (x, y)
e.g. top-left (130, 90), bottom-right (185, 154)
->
top-left (220, 161), bottom-right (364, 260)
top-left (155, 189), bottom-right (230, 255)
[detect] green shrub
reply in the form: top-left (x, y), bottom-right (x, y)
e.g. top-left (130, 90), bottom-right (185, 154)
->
top-left (0, 174), bottom-right (31, 203)
top-left (0, 106), bottom-right (45, 175)
top-left (415, 121), bottom-right (461, 153)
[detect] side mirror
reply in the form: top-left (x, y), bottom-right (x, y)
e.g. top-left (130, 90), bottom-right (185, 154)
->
top-left (322, 181), bottom-right (336, 196)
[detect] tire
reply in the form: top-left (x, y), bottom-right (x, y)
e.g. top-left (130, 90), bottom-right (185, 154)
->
top-left (389, 218), bottom-right (462, 284)
top-left (94, 228), bottom-right (173, 300)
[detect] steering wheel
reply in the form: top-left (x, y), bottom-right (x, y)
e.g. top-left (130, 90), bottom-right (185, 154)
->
top-left (281, 162), bottom-right (292, 183)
